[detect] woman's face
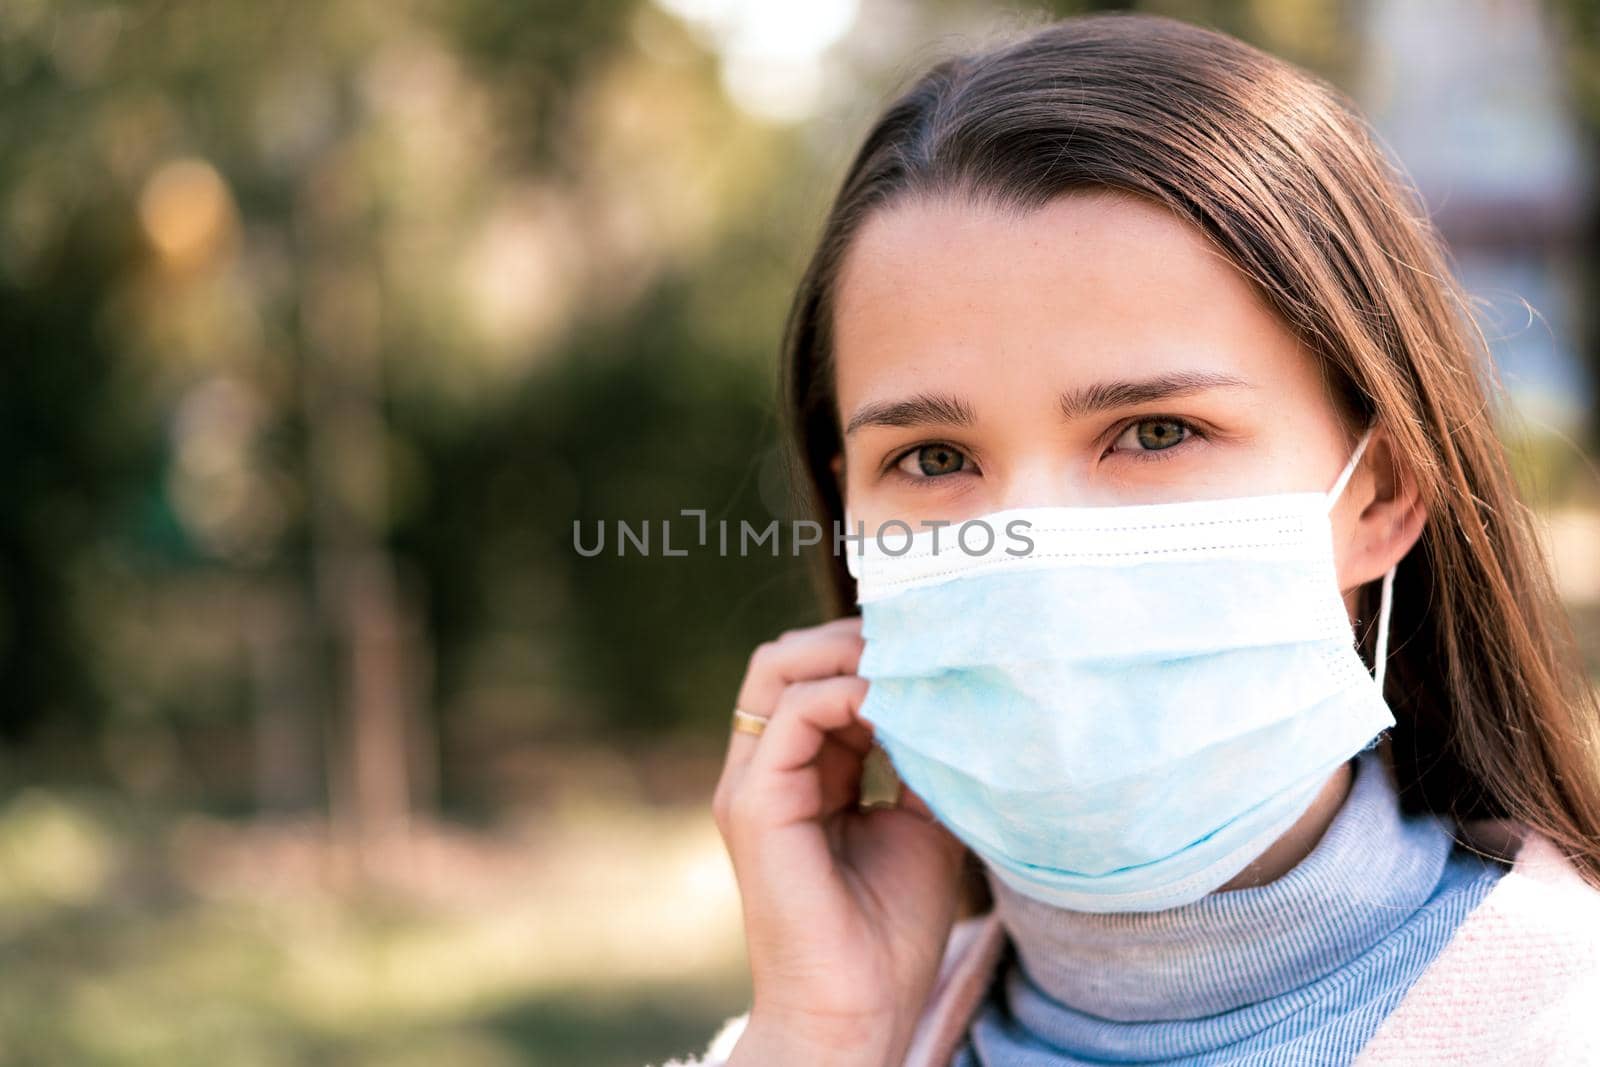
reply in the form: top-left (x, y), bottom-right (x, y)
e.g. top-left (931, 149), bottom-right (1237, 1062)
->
top-left (829, 190), bottom-right (1412, 599)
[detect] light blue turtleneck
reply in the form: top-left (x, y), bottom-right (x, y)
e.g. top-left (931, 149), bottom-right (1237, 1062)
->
top-left (953, 748), bottom-right (1508, 1065)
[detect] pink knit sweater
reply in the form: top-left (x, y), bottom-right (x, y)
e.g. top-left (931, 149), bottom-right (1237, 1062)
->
top-left (660, 818), bottom-right (1600, 1066)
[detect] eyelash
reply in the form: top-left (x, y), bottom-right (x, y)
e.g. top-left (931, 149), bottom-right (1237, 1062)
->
top-left (884, 416), bottom-right (1208, 481)
top-left (1108, 415), bottom-right (1207, 463)
top-left (886, 440), bottom-right (975, 484)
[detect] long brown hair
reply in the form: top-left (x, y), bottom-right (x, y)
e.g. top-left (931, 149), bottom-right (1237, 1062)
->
top-left (777, 11), bottom-right (1600, 899)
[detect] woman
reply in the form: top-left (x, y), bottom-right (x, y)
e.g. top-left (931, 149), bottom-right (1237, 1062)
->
top-left (657, 12), bottom-right (1600, 1066)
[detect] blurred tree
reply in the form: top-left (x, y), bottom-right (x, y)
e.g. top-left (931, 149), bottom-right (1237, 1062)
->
top-left (0, 0), bottom-right (813, 828)
top-left (1549, 0), bottom-right (1600, 454)
top-left (2, 0), bottom-right (1593, 828)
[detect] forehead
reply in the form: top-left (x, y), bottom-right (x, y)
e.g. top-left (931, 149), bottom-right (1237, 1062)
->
top-left (830, 190), bottom-right (1312, 405)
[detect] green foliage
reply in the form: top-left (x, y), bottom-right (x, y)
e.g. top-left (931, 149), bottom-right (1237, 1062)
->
top-left (0, 0), bottom-right (1595, 797)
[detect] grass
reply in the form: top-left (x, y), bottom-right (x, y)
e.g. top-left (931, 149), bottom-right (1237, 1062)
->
top-left (0, 784), bottom-right (751, 1067)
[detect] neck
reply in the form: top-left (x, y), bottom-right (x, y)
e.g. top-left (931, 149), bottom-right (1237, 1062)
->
top-left (1214, 758), bottom-right (1355, 891)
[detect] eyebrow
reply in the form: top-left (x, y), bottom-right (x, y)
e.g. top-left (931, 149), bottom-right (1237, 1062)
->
top-left (843, 371), bottom-right (1251, 436)
top-left (844, 391), bottom-right (976, 436)
top-left (1057, 371), bottom-right (1251, 420)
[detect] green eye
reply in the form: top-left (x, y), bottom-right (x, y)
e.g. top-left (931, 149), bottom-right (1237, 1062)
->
top-left (912, 443), bottom-right (966, 476)
top-left (1133, 419), bottom-right (1189, 450)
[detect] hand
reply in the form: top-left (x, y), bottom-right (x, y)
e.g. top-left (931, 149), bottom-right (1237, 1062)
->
top-left (713, 617), bottom-right (968, 1067)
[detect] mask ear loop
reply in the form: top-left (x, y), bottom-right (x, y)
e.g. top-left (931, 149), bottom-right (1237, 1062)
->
top-left (1324, 426), bottom-right (1375, 510)
top-left (1373, 565), bottom-right (1395, 693)
top-left (1323, 426), bottom-right (1394, 692)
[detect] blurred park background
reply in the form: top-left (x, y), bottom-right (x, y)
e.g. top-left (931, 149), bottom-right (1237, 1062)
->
top-left (2, 1), bottom-right (1599, 1064)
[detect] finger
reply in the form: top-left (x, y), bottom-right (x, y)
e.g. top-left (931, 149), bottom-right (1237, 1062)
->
top-left (749, 674), bottom-right (871, 780)
top-left (721, 675), bottom-right (874, 827)
top-left (898, 783), bottom-right (937, 822)
top-left (720, 627), bottom-right (867, 780)
top-left (815, 738), bottom-right (868, 817)
top-left (777, 614), bottom-right (862, 640)
top-left (726, 675), bottom-right (873, 834)
top-left (736, 625), bottom-right (866, 714)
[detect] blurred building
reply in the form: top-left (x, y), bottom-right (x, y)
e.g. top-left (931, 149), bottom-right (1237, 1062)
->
top-left (1356, 0), bottom-right (1595, 435)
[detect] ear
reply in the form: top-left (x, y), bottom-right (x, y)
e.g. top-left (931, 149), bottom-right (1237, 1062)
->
top-left (829, 451), bottom-right (845, 499)
top-left (1336, 427), bottom-right (1426, 594)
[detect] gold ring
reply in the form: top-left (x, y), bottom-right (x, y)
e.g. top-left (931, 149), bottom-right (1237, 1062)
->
top-left (731, 707), bottom-right (770, 737)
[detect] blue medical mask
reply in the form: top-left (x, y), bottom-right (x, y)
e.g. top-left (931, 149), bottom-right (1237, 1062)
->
top-left (843, 430), bottom-right (1396, 913)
